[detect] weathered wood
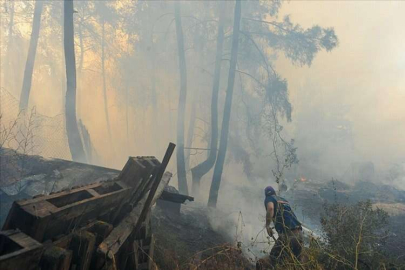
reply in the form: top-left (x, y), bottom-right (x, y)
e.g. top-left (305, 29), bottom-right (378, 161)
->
top-left (136, 143), bottom-right (175, 239)
top-left (69, 231), bottom-right (96, 270)
top-left (0, 154), bottom-right (172, 270)
top-left (118, 157), bottom-right (145, 186)
top-left (160, 191), bottom-right (194, 203)
top-left (39, 246), bottom-right (72, 270)
top-left (0, 230), bottom-right (43, 270)
top-left (52, 220), bottom-right (108, 250)
top-left (97, 172), bottom-right (172, 265)
top-left (2, 180), bottom-right (131, 242)
top-left (135, 210), bottom-right (152, 240)
top-left (88, 221), bottom-right (113, 246)
top-left (129, 240), bottom-right (142, 270)
top-left (136, 235), bottom-right (155, 270)
top-left (157, 191), bottom-right (194, 216)
top-left (132, 162), bottom-right (159, 205)
top-left (111, 158), bottom-right (160, 225)
top-left (146, 235), bottom-right (155, 270)
top-left (118, 157), bottom-right (160, 190)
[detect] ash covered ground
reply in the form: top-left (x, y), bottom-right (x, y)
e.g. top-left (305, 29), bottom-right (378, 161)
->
top-left (1, 151), bottom-right (405, 267)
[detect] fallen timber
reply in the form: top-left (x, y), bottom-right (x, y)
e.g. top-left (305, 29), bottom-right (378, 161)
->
top-left (0, 143), bottom-right (176, 270)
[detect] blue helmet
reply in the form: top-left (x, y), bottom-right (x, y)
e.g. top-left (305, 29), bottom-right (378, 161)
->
top-left (264, 186), bottom-right (276, 196)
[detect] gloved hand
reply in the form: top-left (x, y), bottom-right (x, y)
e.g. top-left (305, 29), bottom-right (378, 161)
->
top-left (266, 226), bottom-right (274, 237)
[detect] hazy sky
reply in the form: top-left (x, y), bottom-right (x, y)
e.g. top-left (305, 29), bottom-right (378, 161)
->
top-left (276, 1), bottom-right (405, 168)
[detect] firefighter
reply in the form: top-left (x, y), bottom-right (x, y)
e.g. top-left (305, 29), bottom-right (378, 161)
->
top-left (263, 186), bottom-right (303, 267)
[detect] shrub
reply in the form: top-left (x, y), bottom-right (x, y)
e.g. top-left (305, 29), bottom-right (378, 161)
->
top-left (320, 201), bottom-right (390, 269)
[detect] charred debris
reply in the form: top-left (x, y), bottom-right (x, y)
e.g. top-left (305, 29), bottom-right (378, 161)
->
top-left (0, 143), bottom-right (193, 270)
top-left (1, 147), bottom-right (405, 269)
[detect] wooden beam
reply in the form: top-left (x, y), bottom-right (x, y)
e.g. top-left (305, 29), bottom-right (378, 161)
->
top-left (39, 246), bottom-right (72, 270)
top-left (0, 230), bottom-right (43, 270)
top-left (111, 157), bottom-right (160, 225)
top-left (97, 172), bottom-right (172, 265)
top-left (2, 180), bottom-right (131, 242)
top-left (69, 231), bottom-right (96, 270)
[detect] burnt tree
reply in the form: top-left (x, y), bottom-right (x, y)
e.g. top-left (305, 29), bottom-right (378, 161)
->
top-left (64, 0), bottom-right (87, 163)
top-left (19, 0), bottom-right (44, 111)
top-left (208, 0), bottom-right (241, 207)
top-left (174, 2), bottom-right (189, 195)
top-left (191, 1), bottom-right (226, 195)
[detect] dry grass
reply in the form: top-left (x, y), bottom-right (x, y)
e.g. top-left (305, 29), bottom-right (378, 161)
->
top-left (153, 243), bottom-right (253, 270)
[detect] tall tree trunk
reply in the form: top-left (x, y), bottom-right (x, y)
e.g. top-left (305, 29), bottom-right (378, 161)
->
top-left (101, 20), bottom-right (114, 155)
top-left (78, 21), bottom-right (84, 73)
top-left (185, 93), bottom-right (197, 171)
top-left (6, 1), bottom-right (15, 61)
top-left (174, 2), bottom-right (189, 195)
top-left (208, 0), bottom-right (241, 208)
top-left (77, 20), bottom-right (84, 119)
top-left (5, 1), bottom-right (15, 90)
top-left (125, 83), bottom-right (129, 151)
top-left (167, 87), bottom-right (174, 142)
top-left (64, 0), bottom-right (86, 163)
top-left (191, 1), bottom-right (226, 195)
top-left (19, 0), bottom-right (44, 111)
top-left (149, 51), bottom-right (160, 153)
top-left (148, 7), bottom-right (160, 153)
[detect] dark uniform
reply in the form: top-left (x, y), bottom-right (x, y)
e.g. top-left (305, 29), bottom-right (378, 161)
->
top-left (264, 195), bottom-right (303, 263)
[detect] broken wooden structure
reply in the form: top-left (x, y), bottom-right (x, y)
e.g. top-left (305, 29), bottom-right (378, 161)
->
top-left (0, 143), bottom-right (176, 270)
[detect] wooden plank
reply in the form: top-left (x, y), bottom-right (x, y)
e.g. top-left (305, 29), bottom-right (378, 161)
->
top-left (111, 158), bottom-right (160, 225)
top-left (39, 246), bottom-right (72, 270)
top-left (0, 230), bottom-right (43, 270)
top-left (136, 144), bottom-right (176, 237)
top-left (118, 157), bottom-right (159, 190)
top-left (52, 220), bottom-right (101, 249)
top-left (69, 231), bottom-right (96, 270)
top-left (97, 172), bottom-right (172, 264)
top-left (88, 221), bottom-right (113, 247)
top-left (136, 235), bottom-right (155, 270)
top-left (127, 236), bottom-right (155, 270)
top-left (118, 157), bottom-right (146, 186)
top-left (131, 241), bottom-right (141, 269)
top-left (2, 180), bottom-right (131, 242)
top-left (147, 235), bottom-right (155, 270)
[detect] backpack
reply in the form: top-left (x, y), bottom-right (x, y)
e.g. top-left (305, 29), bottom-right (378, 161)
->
top-left (266, 195), bottom-right (301, 233)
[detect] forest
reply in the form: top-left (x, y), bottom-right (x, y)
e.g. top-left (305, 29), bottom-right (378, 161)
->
top-left (1, 1), bottom-right (405, 269)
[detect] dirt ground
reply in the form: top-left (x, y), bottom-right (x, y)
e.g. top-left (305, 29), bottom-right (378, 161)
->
top-left (152, 203), bottom-right (254, 270)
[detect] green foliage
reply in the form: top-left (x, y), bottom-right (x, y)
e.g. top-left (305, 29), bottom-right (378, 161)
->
top-left (260, 15), bottom-right (339, 66)
top-left (265, 74), bottom-right (291, 122)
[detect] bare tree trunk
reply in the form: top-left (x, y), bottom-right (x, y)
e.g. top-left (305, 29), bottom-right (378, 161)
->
top-left (77, 20), bottom-right (84, 119)
top-left (6, 1), bottom-right (15, 62)
top-left (64, 0), bottom-right (86, 163)
top-left (174, 2), bottom-right (189, 195)
top-left (191, 1), bottom-right (226, 195)
top-left (101, 20), bottom-right (114, 155)
top-left (5, 1), bottom-right (15, 90)
top-left (19, 0), bottom-right (44, 111)
top-left (167, 87), bottom-right (174, 142)
top-left (208, 0), bottom-right (241, 207)
top-left (185, 93), bottom-right (197, 170)
top-left (78, 21), bottom-right (84, 73)
top-left (125, 83), bottom-right (129, 150)
top-left (148, 7), bottom-right (160, 153)
top-left (150, 53), bottom-right (160, 153)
